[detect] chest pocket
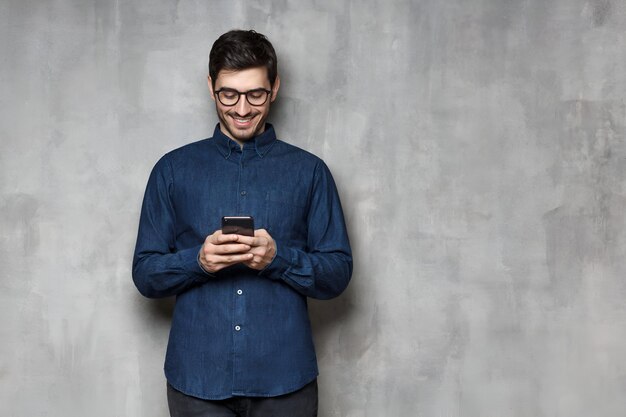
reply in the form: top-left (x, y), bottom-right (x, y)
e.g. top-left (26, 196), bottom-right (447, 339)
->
top-left (265, 189), bottom-right (308, 244)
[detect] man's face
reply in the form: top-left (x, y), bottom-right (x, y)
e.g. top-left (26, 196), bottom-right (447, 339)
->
top-left (209, 67), bottom-right (280, 144)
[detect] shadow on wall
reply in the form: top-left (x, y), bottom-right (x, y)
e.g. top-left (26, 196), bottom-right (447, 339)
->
top-left (134, 293), bottom-right (175, 322)
top-left (309, 289), bottom-right (355, 352)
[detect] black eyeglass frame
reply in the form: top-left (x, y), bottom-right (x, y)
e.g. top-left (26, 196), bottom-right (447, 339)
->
top-left (214, 88), bottom-right (273, 106)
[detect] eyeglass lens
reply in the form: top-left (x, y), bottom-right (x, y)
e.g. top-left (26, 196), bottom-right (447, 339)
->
top-left (217, 89), bottom-right (270, 106)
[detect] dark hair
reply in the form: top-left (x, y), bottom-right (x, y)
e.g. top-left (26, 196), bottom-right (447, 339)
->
top-left (209, 30), bottom-right (278, 88)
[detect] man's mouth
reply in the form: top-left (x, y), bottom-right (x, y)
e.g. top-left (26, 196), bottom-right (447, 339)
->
top-left (231, 114), bottom-right (255, 128)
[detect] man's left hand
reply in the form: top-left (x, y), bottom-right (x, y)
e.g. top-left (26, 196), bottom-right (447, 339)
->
top-left (239, 229), bottom-right (276, 270)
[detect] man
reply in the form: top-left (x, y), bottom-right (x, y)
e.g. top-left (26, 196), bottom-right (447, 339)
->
top-left (132, 30), bottom-right (352, 417)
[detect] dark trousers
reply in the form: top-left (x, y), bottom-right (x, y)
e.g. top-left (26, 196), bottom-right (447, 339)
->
top-left (167, 379), bottom-right (318, 417)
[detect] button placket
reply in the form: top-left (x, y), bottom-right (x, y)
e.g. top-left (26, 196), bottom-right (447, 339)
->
top-left (233, 280), bottom-right (245, 338)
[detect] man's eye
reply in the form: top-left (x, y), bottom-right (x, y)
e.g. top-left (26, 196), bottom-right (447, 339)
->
top-left (248, 91), bottom-right (264, 99)
top-left (222, 91), bottom-right (238, 99)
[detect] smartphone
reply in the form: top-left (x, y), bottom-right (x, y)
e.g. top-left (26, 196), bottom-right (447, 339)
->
top-left (221, 216), bottom-right (254, 237)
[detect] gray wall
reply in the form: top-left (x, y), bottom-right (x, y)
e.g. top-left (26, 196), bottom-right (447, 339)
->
top-left (2, 0), bottom-right (625, 416)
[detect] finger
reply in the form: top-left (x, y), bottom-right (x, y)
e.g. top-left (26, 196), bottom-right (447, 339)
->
top-left (252, 229), bottom-right (273, 246)
top-left (204, 252), bottom-right (253, 264)
top-left (251, 236), bottom-right (270, 247)
top-left (254, 228), bottom-right (268, 237)
top-left (231, 235), bottom-right (256, 246)
top-left (213, 243), bottom-right (251, 254)
top-left (207, 230), bottom-right (223, 244)
top-left (244, 255), bottom-right (264, 270)
top-left (219, 253), bottom-right (254, 263)
top-left (215, 233), bottom-right (242, 244)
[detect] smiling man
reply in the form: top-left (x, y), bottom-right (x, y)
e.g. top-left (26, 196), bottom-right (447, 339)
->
top-left (210, 68), bottom-right (278, 143)
top-left (132, 30), bottom-right (353, 417)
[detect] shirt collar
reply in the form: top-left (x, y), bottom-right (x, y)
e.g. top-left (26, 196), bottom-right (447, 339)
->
top-left (213, 123), bottom-right (277, 159)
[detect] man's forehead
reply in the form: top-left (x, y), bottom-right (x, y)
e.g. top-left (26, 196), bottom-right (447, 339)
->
top-left (214, 67), bottom-right (270, 87)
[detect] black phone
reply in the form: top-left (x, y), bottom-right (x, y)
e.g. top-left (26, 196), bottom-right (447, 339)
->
top-left (221, 216), bottom-right (254, 237)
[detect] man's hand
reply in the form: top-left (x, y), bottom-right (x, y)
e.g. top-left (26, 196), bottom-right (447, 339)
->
top-left (242, 229), bottom-right (276, 270)
top-left (199, 230), bottom-right (253, 273)
top-left (199, 229), bottom-right (276, 273)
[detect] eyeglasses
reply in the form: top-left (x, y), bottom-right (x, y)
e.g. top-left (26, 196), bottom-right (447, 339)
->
top-left (214, 88), bottom-right (272, 106)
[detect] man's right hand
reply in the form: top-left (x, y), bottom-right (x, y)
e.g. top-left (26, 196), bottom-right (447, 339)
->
top-left (198, 230), bottom-right (253, 273)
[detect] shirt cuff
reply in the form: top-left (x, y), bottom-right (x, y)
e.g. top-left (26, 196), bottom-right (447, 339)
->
top-left (259, 240), bottom-right (291, 280)
top-left (194, 246), bottom-right (215, 278)
top-left (179, 245), bottom-right (215, 280)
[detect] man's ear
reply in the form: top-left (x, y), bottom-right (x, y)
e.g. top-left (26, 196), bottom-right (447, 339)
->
top-left (270, 75), bottom-right (280, 103)
top-left (208, 76), bottom-right (216, 101)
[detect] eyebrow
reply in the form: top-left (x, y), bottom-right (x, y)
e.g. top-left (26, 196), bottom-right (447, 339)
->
top-left (217, 87), bottom-right (269, 92)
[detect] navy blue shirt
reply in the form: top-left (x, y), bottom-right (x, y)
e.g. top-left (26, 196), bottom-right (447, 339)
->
top-left (132, 124), bottom-right (352, 400)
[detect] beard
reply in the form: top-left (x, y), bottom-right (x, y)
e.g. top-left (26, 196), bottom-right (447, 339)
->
top-left (216, 106), bottom-right (268, 143)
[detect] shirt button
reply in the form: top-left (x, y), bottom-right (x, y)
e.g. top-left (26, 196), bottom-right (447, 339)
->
top-left (235, 325), bottom-right (241, 331)
top-left (240, 191), bottom-right (247, 196)
top-left (237, 289), bottom-right (243, 295)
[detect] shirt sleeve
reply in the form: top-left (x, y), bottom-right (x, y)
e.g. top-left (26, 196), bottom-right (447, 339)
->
top-left (132, 155), bottom-right (213, 298)
top-left (260, 161), bottom-right (353, 300)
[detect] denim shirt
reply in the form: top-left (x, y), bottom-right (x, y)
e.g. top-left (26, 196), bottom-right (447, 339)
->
top-left (132, 124), bottom-right (352, 400)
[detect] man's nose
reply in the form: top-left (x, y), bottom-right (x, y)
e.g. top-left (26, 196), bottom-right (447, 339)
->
top-left (234, 94), bottom-right (251, 115)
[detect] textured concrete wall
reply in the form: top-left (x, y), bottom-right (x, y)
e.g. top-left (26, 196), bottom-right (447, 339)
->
top-left (2, 1), bottom-right (625, 416)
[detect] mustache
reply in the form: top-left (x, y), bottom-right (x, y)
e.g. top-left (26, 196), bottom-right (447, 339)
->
top-left (225, 108), bottom-right (261, 117)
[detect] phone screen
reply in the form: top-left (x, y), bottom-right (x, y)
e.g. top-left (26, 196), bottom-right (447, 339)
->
top-left (221, 216), bottom-right (254, 236)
